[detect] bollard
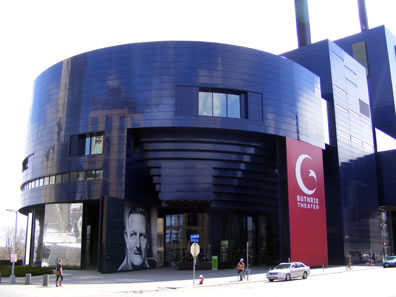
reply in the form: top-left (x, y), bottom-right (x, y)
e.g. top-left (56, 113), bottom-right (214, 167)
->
top-left (0, 272), bottom-right (2, 283)
top-left (25, 273), bottom-right (31, 285)
top-left (42, 274), bottom-right (49, 286)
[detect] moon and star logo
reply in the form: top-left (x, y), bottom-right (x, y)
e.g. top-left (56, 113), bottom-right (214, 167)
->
top-left (295, 154), bottom-right (317, 195)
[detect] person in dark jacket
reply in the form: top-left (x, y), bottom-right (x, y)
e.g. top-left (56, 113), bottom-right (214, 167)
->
top-left (56, 258), bottom-right (63, 287)
top-left (236, 258), bottom-right (245, 281)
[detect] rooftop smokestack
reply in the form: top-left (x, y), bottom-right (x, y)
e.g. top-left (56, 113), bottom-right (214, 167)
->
top-left (295, 0), bottom-right (311, 48)
top-left (358, 0), bottom-right (369, 31)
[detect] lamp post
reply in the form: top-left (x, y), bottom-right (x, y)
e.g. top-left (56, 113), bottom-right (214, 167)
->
top-left (6, 209), bottom-right (18, 284)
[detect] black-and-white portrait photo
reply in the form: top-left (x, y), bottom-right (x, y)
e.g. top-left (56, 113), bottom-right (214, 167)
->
top-left (118, 204), bottom-right (157, 271)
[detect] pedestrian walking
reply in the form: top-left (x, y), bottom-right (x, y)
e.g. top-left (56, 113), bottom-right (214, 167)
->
top-left (236, 258), bottom-right (245, 281)
top-left (56, 258), bottom-right (64, 287)
top-left (370, 252), bottom-right (375, 266)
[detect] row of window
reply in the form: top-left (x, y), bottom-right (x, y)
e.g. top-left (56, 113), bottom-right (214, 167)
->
top-left (198, 91), bottom-right (241, 118)
top-left (21, 169), bottom-right (103, 192)
top-left (23, 132), bottom-right (104, 173)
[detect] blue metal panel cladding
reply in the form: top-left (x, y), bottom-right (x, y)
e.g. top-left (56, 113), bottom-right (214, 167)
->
top-left (20, 41), bottom-right (324, 212)
top-left (284, 40), bottom-right (380, 264)
top-left (336, 25), bottom-right (396, 138)
top-left (376, 150), bottom-right (396, 206)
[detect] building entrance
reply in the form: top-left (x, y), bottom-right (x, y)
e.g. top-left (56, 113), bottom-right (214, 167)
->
top-left (158, 212), bottom-right (277, 269)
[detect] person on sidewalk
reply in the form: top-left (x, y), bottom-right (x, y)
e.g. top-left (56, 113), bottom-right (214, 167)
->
top-left (370, 252), bottom-right (376, 266)
top-left (236, 258), bottom-right (245, 281)
top-left (56, 258), bottom-right (64, 287)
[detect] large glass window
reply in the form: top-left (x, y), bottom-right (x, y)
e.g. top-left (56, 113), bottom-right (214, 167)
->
top-left (70, 132), bottom-right (104, 156)
top-left (164, 213), bottom-right (209, 268)
top-left (42, 203), bottom-right (83, 267)
top-left (199, 91), bottom-right (241, 118)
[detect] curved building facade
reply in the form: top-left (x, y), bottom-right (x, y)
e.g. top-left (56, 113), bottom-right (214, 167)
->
top-left (21, 41), bottom-right (327, 271)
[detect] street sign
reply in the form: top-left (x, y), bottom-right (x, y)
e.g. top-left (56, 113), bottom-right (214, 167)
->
top-left (10, 253), bottom-right (17, 263)
top-left (190, 243), bottom-right (200, 257)
top-left (190, 243), bottom-right (200, 286)
top-left (190, 234), bottom-right (200, 243)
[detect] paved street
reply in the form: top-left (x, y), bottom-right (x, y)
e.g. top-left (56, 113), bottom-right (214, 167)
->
top-left (0, 265), bottom-right (394, 297)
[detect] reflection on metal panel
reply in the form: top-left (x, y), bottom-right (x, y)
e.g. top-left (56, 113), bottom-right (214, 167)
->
top-left (25, 213), bottom-right (33, 265)
top-left (42, 203), bottom-right (83, 267)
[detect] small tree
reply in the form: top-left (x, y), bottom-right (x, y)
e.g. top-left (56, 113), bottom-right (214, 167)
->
top-left (1, 226), bottom-right (26, 261)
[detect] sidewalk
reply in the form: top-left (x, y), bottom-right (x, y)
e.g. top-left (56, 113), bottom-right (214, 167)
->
top-left (0, 264), bottom-right (382, 297)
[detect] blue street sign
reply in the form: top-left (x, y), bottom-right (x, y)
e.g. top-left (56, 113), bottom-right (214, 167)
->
top-left (190, 234), bottom-right (200, 243)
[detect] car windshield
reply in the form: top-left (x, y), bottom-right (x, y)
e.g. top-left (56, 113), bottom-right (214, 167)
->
top-left (274, 263), bottom-right (291, 269)
top-left (386, 256), bottom-right (396, 260)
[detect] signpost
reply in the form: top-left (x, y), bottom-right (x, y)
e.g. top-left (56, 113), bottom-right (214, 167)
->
top-left (190, 243), bottom-right (200, 285)
top-left (6, 209), bottom-right (17, 284)
top-left (190, 234), bottom-right (200, 243)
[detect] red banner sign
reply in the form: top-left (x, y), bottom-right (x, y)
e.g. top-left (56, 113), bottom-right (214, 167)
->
top-left (286, 137), bottom-right (328, 267)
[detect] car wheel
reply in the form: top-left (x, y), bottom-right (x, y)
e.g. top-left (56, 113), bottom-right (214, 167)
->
top-left (269, 279), bottom-right (274, 282)
top-left (302, 271), bottom-right (308, 279)
top-left (285, 274), bottom-right (291, 281)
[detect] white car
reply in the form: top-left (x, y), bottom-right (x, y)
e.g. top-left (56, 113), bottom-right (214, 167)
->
top-left (266, 262), bottom-right (310, 282)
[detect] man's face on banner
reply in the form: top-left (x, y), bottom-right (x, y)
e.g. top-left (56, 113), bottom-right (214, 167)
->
top-left (124, 213), bottom-right (148, 267)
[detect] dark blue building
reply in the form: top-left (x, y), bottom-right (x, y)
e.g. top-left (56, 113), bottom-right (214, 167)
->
top-left (284, 39), bottom-right (381, 264)
top-left (335, 25), bottom-right (396, 258)
top-left (20, 41), bottom-right (328, 271)
top-left (20, 30), bottom-right (396, 271)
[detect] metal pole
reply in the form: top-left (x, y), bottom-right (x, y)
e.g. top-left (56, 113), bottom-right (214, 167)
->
top-left (193, 257), bottom-right (196, 286)
top-left (246, 241), bottom-right (249, 281)
top-left (6, 209), bottom-right (17, 284)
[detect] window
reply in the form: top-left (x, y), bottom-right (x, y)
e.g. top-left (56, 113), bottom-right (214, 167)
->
top-left (352, 41), bottom-right (369, 76)
top-left (95, 169), bottom-right (103, 180)
top-left (21, 169), bottom-right (103, 192)
top-left (70, 132), bottom-right (104, 156)
top-left (198, 92), bottom-right (213, 116)
top-left (91, 134), bottom-right (103, 154)
top-left (86, 170), bottom-right (96, 180)
top-left (359, 99), bottom-right (370, 118)
top-left (77, 171), bottom-right (85, 181)
top-left (22, 157), bottom-right (29, 172)
top-left (213, 93), bottom-right (227, 117)
top-left (70, 172), bottom-right (78, 182)
top-left (22, 154), bottom-right (34, 172)
top-left (55, 174), bottom-right (62, 184)
top-left (62, 173), bottom-right (69, 183)
top-left (199, 91), bottom-right (241, 118)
